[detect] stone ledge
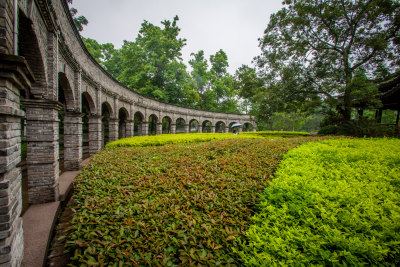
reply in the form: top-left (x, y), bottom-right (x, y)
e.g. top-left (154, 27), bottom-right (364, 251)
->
top-left (22, 201), bottom-right (60, 267)
top-left (0, 106), bottom-right (24, 117)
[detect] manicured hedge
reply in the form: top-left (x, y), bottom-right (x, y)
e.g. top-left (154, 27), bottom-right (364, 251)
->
top-left (235, 138), bottom-right (400, 266)
top-left (106, 131), bottom-right (310, 148)
top-left (64, 137), bottom-right (323, 265)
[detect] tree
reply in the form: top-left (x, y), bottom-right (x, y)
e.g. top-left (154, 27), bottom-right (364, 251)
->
top-left (208, 50), bottom-right (239, 113)
top-left (256, 0), bottom-right (400, 123)
top-left (67, 0), bottom-right (88, 32)
top-left (116, 16), bottom-right (198, 105)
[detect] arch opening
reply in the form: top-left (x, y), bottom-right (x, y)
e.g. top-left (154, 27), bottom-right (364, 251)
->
top-left (148, 114), bottom-right (158, 135)
top-left (57, 73), bottom-right (75, 174)
top-left (176, 118), bottom-right (185, 133)
top-left (216, 121), bottom-right (226, 133)
top-left (134, 112), bottom-right (144, 136)
top-left (189, 119), bottom-right (199, 133)
top-left (119, 108), bottom-right (129, 139)
top-left (243, 122), bottom-right (253, 132)
top-left (229, 122), bottom-right (238, 133)
top-left (102, 102), bottom-right (113, 146)
top-left (162, 116), bottom-right (172, 134)
top-left (202, 120), bottom-right (212, 133)
top-left (81, 93), bottom-right (93, 160)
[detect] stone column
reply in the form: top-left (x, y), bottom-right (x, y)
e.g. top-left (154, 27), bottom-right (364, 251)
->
top-left (23, 99), bottom-right (63, 204)
top-left (253, 125), bottom-right (257, 132)
top-left (156, 123), bottom-right (162, 135)
top-left (142, 122), bottom-right (149, 136)
top-left (225, 126), bottom-right (230, 133)
top-left (211, 126), bottom-right (216, 133)
top-left (63, 112), bottom-right (83, 171)
top-left (238, 126), bottom-right (243, 133)
top-left (198, 126), bottom-right (202, 133)
top-left (171, 124), bottom-right (176, 134)
top-left (184, 124), bottom-right (190, 134)
top-left (88, 115), bottom-right (102, 155)
top-left (0, 55), bottom-right (33, 267)
top-left (136, 122), bottom-right (142, 136)
top-left (126, 120), bottom-right (134, 137)
top-left (118, 121), bottom-right (126, 139)
top-left (108, 119), bottom-right (119, 142)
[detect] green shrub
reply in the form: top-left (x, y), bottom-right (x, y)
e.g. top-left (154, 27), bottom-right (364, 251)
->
top-left (106, 131), bottom-right (310, 148)
top-left (64, 137), bottom-right (325, 265)
top-left (318, 124), bottom-right (340, 135)
top-left (318, 119), bottom-right (399, 137)
top-left (235, 138), bottom-right (400, 266)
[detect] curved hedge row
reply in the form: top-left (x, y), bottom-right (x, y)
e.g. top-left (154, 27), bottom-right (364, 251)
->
top-left (236, 138), bottom-right (400, 266)
top-left (64, 137), bottom-right (320, 265)
top-left (106, 132), bottom-right (310, 148)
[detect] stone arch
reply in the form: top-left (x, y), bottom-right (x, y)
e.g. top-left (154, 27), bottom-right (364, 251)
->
top-left (57, 73), bottom-right (76, 174)
top-left (162, 116), bottom-right (172, 134)
top-left (243, 122), bottom-right (253, 132)
top-left (118, 107), bottom-right (129, 139)
top-left (189, 119), bottom-right (199, 133)
top-left (81, 92), bottom-right (96, 114)
top-left (58, 72), bottom-right (75, 111)
top-left (148, 114), bottom-right (158, 135)
top-left (81, 92), bottom-right (96, 160)
top-left (18, 10), bottom-right (47, 98)
top-left (216, 121), bottom-right (227, 133)
top-left (102, 102), bottom-right (113, 146)
top-left (202, 120), bottom-right (212, 133)
top-left (134, 111), bottom-right (145, 136)
top-left (176, 117), bottom-right (186, 133)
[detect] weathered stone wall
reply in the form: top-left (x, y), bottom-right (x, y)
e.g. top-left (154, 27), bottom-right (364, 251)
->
top-left (0, 54), bottom-right (34, 267)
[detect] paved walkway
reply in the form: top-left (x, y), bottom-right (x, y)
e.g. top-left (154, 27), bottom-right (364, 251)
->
top-left (22, 202), bottom-right (60, 267)
top-left (22, 161), bottom-right (89, 267)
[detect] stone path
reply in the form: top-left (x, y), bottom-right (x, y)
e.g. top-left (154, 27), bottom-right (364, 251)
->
top-left (22, 163), bottom-right (88, 267)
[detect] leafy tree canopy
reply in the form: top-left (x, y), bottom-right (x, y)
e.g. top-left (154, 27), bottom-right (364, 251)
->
top-left (83, 17), bottom-right (242, 113)
top-left (252, 0), bottom-right (400, 123)
top-left (67, 0), bottom-right (88, 32)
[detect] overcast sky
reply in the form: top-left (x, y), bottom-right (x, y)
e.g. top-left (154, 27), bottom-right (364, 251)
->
top-left (73, 0), bottom-right (284, 74)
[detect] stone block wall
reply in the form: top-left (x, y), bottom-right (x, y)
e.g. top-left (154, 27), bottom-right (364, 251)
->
top-left (22, 99), bottom-right (62, 204)
top-left (0, 54), bottom-right (34, 267)
top-left (0, 0), bottom-right (14, 55)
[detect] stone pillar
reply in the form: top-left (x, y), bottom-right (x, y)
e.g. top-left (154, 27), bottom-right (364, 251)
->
top-left (119, 121), bottom-right (126, 139)
top-left (156, 123), bottom-right (162, 135)
top-left (238, 126), bottom-right (243, 133)
top-left (126, 120), bottom-right (134, 137)
top-left (211, 126), bottom-right (216, 133)
top-left (108, 119), bottom-right (118, 142)
top-left (0, 1), bottom-right (15, 54)
top-left (88, 115), bottom-right (102, 155)
top-left (63, 112), bottom-right (83, 171)
top-left (0, 55), bottom-right (33, 267)
top-left (136, 122), bottom-right (142, 136)
top-left (198, 126), bottom-right (202, 133)
top-left (23, 99), bottom-right (62, 204)
top-left (184, 124), bottom-right (190, 134)
top-left (225, 126), bottom-right (230, 133)
top-left (142, 122), bottom-right (149, 136)
top-left (171, 124), bottom-right (176, 134)
top-left (253, 125), bottom-right (257, 132)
